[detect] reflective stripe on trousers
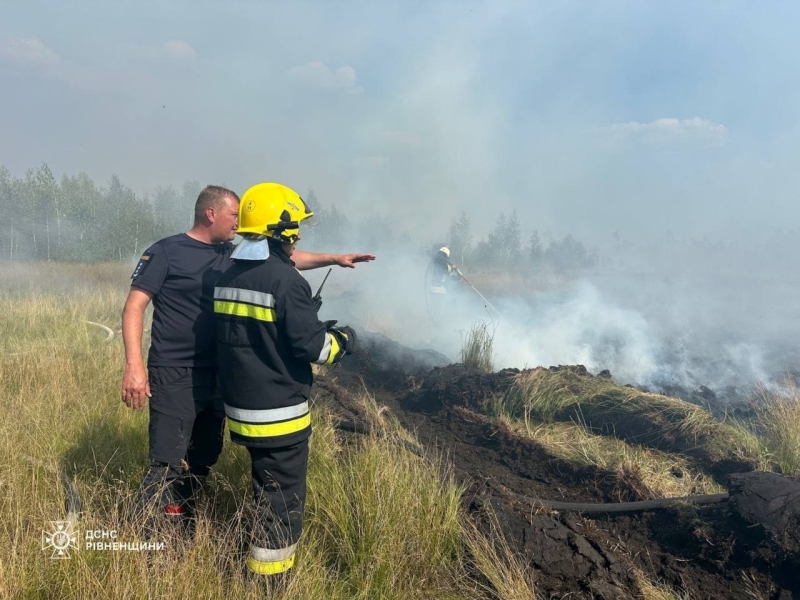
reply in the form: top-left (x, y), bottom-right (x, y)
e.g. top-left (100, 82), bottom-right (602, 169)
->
top-left (247, 542), bottom-right (297, 575)
top-left (225, 401), bottom-right (311, 439)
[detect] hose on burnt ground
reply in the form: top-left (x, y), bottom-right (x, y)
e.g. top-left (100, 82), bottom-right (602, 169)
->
top-left (516, 491), bottom-right (729, 513)
top-left (336, 420), bottom-right (731, 513)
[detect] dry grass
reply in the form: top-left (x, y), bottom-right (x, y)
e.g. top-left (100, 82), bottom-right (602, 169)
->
top-left (734, 382), bottom-right (800, 476)
top-left (0, 262), bottom-right (535, 600)
top-left (633, 569), bottom-right (689, 600)
top-left (500, 417), bottom-right (723, 499)
top-left (461, 511), bottom-right (537, 600)
top-left (503, 368), bottom-right (763, 468)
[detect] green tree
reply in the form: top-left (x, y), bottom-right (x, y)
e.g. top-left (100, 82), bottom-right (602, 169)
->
top-left (30, 163), bottom-right (61, 260)
top-left (0, 167), bottom-right (14, 259)
top-left (526, 230), bottom-right (542, 270)
top-left (60, 172), bottom-right (103, 261)
top-left (180, 180), bottom-right (201, 230)
top-left (484, 212), bottom-right (507, 266)
top-left (505, 210), bottom-right (522, 268)
top-left (544, 234), bottom-right (596, 270)
top-left (152, 185), bottom-right (182, 239)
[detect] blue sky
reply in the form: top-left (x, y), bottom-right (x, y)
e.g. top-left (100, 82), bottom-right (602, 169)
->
top-left (1, 1), bottom-right (799, 244)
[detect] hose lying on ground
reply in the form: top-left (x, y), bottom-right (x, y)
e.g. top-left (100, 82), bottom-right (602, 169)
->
top-left (85, 321), bottom-right (114, 341)
top-left (514, 490), bottom-right (730, 513)
top-left (21, 453), bottom-right (82, 523)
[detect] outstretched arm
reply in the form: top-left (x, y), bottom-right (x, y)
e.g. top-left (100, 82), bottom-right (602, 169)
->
top-left (293, 250), bottom-right (376, 271)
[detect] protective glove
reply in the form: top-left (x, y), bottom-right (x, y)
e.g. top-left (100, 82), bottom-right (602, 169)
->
top-left (327, 323), bottom-right (358, 355)
top-left (338, 326), bottom-right (357, 354)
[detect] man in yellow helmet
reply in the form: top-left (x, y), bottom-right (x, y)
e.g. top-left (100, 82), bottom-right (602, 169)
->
top-left (214, 182), bottom-right (356, 580)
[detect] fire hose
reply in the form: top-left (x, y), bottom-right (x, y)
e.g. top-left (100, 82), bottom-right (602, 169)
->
top-left (515, 491), bottom-right (729, 513)
top-left (86, 321), bottom-right (115, 341)
top-left (424, 258), bottom-right (504, 321)
top-left (452, 268), bottom-right (504, 321)
top-left (337, 420), bottom-right (731, 513)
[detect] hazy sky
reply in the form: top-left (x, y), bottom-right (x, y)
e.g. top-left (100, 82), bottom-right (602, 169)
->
top-left (1, 1), bottom-right (799, 243)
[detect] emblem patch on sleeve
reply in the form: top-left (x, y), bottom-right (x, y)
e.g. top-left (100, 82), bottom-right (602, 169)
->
top-left (131, 251), bottom-right (153, 279)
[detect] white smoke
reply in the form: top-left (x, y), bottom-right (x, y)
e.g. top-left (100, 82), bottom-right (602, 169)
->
top-left (310, 239), bottom-right (795, 401)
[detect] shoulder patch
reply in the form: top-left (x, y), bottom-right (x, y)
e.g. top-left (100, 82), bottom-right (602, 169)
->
top-left (131, 251), bottom-right (153, 280)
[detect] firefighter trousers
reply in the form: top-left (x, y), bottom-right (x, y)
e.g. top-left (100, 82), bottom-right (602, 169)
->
top-left (245, 438), bottom-right (309, 576)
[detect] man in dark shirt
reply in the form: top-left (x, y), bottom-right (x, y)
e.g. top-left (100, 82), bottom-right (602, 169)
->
top-left (121, 185), bottom-right (374, 527)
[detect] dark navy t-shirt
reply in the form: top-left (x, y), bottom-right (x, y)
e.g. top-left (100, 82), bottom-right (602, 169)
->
top-left (131, 233), bottom-right (233, 367)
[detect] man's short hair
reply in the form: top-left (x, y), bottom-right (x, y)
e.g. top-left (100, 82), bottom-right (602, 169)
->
top-left (194, 185), bottom-right (240, 224)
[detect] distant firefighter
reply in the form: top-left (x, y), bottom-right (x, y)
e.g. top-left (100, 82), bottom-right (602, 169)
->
top-left (426, 246), bottom-right (462, 318)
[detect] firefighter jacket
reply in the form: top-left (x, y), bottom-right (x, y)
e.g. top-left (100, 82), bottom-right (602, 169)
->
top-left (430, 254), bottom-right (459, 293)
top-left (214, 246), bottom-right (345, 448)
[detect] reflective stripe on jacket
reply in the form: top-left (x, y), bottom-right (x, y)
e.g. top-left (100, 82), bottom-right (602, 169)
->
top-left (214, 245), bottom-right (342, 448)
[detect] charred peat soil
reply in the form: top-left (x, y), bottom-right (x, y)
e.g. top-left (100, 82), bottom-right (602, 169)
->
top-left (312, 333), bottom-right (800, 600)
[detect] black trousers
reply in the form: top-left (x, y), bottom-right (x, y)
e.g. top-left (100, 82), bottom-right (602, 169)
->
top-left (136, 366), bottom-right (225, 516)
top-left (246, 439), bottom-right (309, 575)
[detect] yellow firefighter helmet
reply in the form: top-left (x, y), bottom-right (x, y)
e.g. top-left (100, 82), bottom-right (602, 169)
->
top-left (237, 182), bottom-right (314, 244)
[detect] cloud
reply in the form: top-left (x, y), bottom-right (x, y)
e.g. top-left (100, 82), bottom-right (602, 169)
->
top-left (288, 61), bottom-right (363, 94)
top-left (598, 117), bottom-right (729, 147)
top-left (163, 40), bottom-right (196, 61)
top-left (0, 35), bottom-right (59, 66)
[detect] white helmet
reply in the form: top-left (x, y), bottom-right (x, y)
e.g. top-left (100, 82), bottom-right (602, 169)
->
top-left (439, 246), bottom-right (450, 258)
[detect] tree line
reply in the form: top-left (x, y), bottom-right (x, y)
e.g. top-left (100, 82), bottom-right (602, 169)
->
top-left (0, 163), bottom-right (597, 271)
top-left (447, 210), bottom-right (598, 271)
top-left (0, 163), bottom-right (197, 262)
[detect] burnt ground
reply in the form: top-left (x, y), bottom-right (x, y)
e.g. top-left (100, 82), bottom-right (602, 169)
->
top-left (310, 338), bottom-right (800, 600)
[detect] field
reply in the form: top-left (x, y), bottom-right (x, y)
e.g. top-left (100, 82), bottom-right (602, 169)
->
top-left (1, 262), bottom-right (799, 599)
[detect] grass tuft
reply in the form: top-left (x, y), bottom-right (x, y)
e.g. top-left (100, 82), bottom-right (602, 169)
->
top-left (460, 322), bottom-right (494, 373)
